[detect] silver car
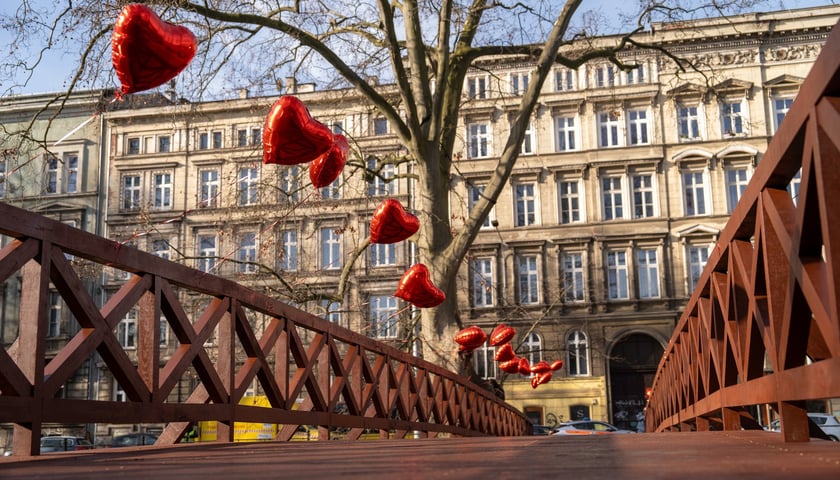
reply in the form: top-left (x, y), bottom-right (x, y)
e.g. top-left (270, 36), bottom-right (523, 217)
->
top-left (768, 413), bottom-right (840, 441)
top-left (552, 420), bottom-right (635, 436)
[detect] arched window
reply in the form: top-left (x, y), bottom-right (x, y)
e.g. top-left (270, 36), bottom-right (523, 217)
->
top-left (567, 330), bottom-right (590, 376)
top-left (522, 332), bottom-right (543, 367)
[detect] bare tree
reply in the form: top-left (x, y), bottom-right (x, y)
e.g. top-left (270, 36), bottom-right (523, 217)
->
top-left (0, 0), bottom-right (776, 370)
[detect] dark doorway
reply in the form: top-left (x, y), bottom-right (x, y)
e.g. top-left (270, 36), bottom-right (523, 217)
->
top-left (609, 333), bottom-right (663, 432)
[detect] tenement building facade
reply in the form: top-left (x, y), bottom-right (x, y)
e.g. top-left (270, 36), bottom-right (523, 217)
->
top-left (1, 6), bottom-right (837, 446)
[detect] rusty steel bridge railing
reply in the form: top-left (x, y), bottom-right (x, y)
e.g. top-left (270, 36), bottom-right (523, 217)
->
top-left (647, 20), bottom-right (840, 441)
top-left (0, 203), bottom-right (530, 457)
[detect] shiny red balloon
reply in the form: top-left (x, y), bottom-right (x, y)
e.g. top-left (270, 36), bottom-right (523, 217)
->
top-left (530, 371), bottom-right (552, 389)
top-left (530, 360), bottom-right (551, 374)
top-left (454, 325), bottom-right (487, 351)
top-left (499, 358), bottom-right (521, 374)
top-left (310, 134), bottom-right (348, 188)
top-left (263, 96), bottom-right (335, 166)
top-left (394, 264), bottom-right (446, 309)
top-left (489, 324), bottom-right (515, 346)
top-left (494, 343), bottom-right (515, 362)
top-left (112, 4), bottom-right (196, 94)
top-left (550, 359), bottom-right (564, 371)
top-left (369, 199), bottom-right (420, 244)
top-left (517, 357), bottom-right (531, 376)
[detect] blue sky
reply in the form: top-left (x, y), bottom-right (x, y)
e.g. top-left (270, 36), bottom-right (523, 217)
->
top-left (1, 0), bottom-right (838, 96)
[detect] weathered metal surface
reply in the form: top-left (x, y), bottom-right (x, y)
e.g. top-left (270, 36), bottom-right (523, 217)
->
top-left (647, 19), bottom-right (840, 441)
top-left (0, 203), bottom-right (530, 457)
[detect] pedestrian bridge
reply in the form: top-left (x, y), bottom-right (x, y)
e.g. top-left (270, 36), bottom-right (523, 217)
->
top-left (4, 14), bottom-right (840, 480)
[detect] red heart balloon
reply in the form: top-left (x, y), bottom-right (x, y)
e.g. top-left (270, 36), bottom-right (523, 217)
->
top-left (370, 199), bottom-right (420, 244)
top-left (530, 360), bottom-right (551, 374)
top-left (112, 4), bottom-right (196, 94)
top-left (499, 358), bottom-right (521, 374)
top-left (263, 96), bottom-right (335, 166)
top-left (489, 324), bottom-right (515, 346)
top-left (550, 359), bottom-right (564, 371)
top-left (394, 263), bottom-right (446, 309)
top-left (517, 357), bottom-right (531, 376)
top-left (310, 134), bottom-right (348, 188)
top-left (454, 325), bottom-right (487, 350)
top-left (494, 343), bottom-right (515, 362)
top-left (530, 371), bottom-right (552, 389)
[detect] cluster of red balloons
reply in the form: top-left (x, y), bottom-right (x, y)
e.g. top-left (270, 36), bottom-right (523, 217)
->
top-left (110, 6), bottom-right (445, 310)
top-left (454, 324), bottom-right (563, 389)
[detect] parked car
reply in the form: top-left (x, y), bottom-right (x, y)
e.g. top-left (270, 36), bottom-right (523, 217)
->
top-left (768, 413), bottom-right (840, 441)
top-left (532, 425), bottom-right (553, 436)
top-left (552, 420), bottom-right (635, 436)
top-left (109, 433), bottom-right (159, 448)
top-left (39, 436), bottom-right (94, 453)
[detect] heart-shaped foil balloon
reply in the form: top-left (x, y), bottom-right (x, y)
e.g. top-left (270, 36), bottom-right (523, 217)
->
top-left (310, 134), bottom-right (348, 188)
top-left (499, 358), bottom-right (521, 374)
top-left (489, 324), bottom-right (516, 346)
top-left (112, 4), bottom-right (197, 94)
top-left (394, 263), bottom-right (446, 309)
top-left (517, 357), bottom-right (531, 376)
top-left (550, 359), bottom-right (564, 371)
top-left (263, 96), bottom-right (335, 165)
top-left (369, 199), bottom-right (420, 244)
top-left (530, 360), bottom-right (551, 374)
top-left (454, 325), bottom-right (487, 350)
top-left (530, 371), bottom-right (552, 389)
top-left (494, 343), bottom-right (515, 362)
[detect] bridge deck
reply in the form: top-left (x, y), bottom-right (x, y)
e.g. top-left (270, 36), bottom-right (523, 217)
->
top-left (1, 432), bottom-right (839, 479)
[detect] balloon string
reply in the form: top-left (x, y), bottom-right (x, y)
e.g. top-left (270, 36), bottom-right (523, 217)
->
top-left (53, 93), bottom-right (122, 147)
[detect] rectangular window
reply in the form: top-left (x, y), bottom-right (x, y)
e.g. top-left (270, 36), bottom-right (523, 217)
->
top-left (472, 258), bottom-right (494, 307)
top-left (595, 65), bottom-right (616, 88)
top-left (468, 123), bottom-right (491, 159)
top-left (128, 137), bottom-right (141, 155)
top-left (123, 174), bottom-right (142, 210)
top-left (118, 310), bottom-right (137, 348)
top-left (370, 241), bottom-right (396, 267)
top-left (510, 72), bottom-right (529, 95)
top-left (251, 128), bottom-right (261, 146)
top-left (555, 68), bottom-right (575, 91)
top-left (688, 245), bottom-right (710, 292)
top-left (721, 101), bottom-right (743, 135)
top-left (373, 117), bottom-right (388, 135)
top-left (152, 239), bottom-right (171, 261)
top-left (160, 316), bottom-right (168, 347)
top-left (726, 167), bottom-right (750, 213)
top-left (563, 253), bottom-right (585, 302)
top-left (237, 129), bottom-right (248, 147)
top-left (517, 255), bottom-right (539, 304)
top-left (473, 344), bottom-right (497, 380)
top-left (239, 167), bottom-right (259, 205)
top-left (370, 295), bottom-right (398, 339)
top-left (558, 180), bottom-right (582, 224)
top-left (467, 76), bottom-right (487, 99)
top-left (683, 171), bottom-right (707, 216)
top-left (520, 123), bottom-right (535, 155)
top-left (279, 166), bottom-right (300, 202)
top-left (678, 105), bottom-right (701, 140)
top-left (627, 110), bottom-right (649, 145)
top-left (212, 131), bottom-right (223, 149)
top-left (279, 230), bottom-right (298, 271)
top-left (199, 132), bottom-right (209, 150)
top-left (153, 172), bottom-right (173, 210)
top-left (0, 159), bottom-right (6, 198)
top-left (158, 136), bottom-right (171, 153)
top-left (788, 169), bottom-right (802, 206)
top-left (468, 184), bottom-right (494, 228)
top-left (514, 182), bottom-right (537, 227)
top-left (322, 300), bottom-right (341, 324)
top-left (598, 112), bottom-right (621, 147)
top-left (199, 169), bottom-right (219, 208)
top-left (45, 156), bottom-right (59, 194)
top-left (773, 97), bottom-right (794, 131)
top-left (626, 64), bottom-right (646, 84)
top-left (554, 116), bottom-right (577, 152)
top-left (48, 291), bottom-right (61, 337)
top-left (320, 227), bottom-right (342, 270)
top-left (637, 249), bottom-right (660, 299)
top-left (632, 174), bottom-right (655, 219)
top-left (197, 235), bottom-right (217, 273)
top-left (320, 175), bottom-right (341, 200)
top-left (367, 158), bottom-right (394, 196)
top-left (65, 153), bottom-right (78, 193)
top-left (238, 232), bottom-right (257, 273)
top-left (602, 176), bottom-right (624, 220)
top-left (607, 250), bottom-right (629, 300)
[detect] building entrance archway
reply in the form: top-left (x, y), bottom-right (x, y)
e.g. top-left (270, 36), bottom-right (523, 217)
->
top-left (608, 333), bottom-right (663, 432)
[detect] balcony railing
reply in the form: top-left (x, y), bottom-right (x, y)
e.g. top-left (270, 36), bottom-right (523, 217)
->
top-left (647, 19), bottom-right (840, 441)
top-left (0, 202), bottom-right (529, 456)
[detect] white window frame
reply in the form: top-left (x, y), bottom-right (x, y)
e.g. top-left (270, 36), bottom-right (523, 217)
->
top-left (772, 96), bottom-right (795, 133)
top-left (468, 183), bottom-right (496, 229)
top-left (720, 99), bottom-right (746, 136)
top-left (597, 111), bottom-right (622, 148)
top-left (45, 155), bottom-right (60, 194)
top-left (687, 244), bottom-right (710, 293)
top-left (370, 241), bottom-right (396, 267)
top-left (467, 75), bottom-right (488, 99)
top-left (65, 153), bottom-right (78, 193)
top-left (520, 122), bottom-right (536, 155)
top-left (725, 165), bottom-right (751, 213)
top-left (594, 64), bottom-right (616, 88)
top-left (122, 173), bottom-right (142, 211)
top-left (279, 166), bottom-right (301, 202)
top-left (558, 178), bottom-right (584, 224)
top-left (567, 330), bottom-right (590, 376)
top-left (606, 249), bottom-right (629, 300)
top-left (152, 239), bottom-right (171, 261)
top-left (472, 257), bottom-right (495, 308)
top-left (198, 168), bottom-right (220, 208)
top-left (601, 175), bottom-right (625, 221)
top-left (637, 248), bottom-right (660, 299)
top-left (279, 229), bottom-right (298, 271)
top-left (118, 309), bottom-right (137, 349)
top-left (514, 181), bottom-right (538, 227)
top-left (683, 169), bottom-right (710, 216)
top-left (369, 295), bottom-right (398, 339)
top-left (510, 71), bottom-right (530, 95)
top-left (678, 104), bottom-right (704, 141)
top-left (321, 300), bottom-right (341, 324)
top-left (467, 122), bottom-right (492, 159)
top-left (627, 109), bottom-right (650, 145)
top-left (158, 135), bottom-right (171, 153)
top-left (48, 291), bottom-right (62, 337)
top-left (473, 342), bottom-right (497, 380)
top-left (517, 254), bottom-right (540, 305)
top-left (152, 171), bottom-right (173, 211)
top-left (320, 227), bottom-right (342, 270)
top-left (238, 166), bottom-right (260, 206)
top-left (554, 115), bottom-right (578, 152)
top-left (522, 332), bottom-right (543, 368)
top-left (563, 252), bottom-right (586, 303)
top-left (625, 64), bottom-right (646, 85)
top-left (197, 234), bottom-right (217, 273)
top-left (555, 68), bottom-right (576, 91)
top-left (367, 157), bottom-right (395, 196)
top-left (631, 173), bottom-right (657, 219)
top-left (238, 231), bottom-right (258, 273)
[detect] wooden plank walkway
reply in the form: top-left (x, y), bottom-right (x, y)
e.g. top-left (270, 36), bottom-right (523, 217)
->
top-left (1, 431), bottom-right (839, 479)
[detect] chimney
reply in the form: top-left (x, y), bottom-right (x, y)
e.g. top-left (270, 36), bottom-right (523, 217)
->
top-left (284, 77), bottom-right (297, 94)
top-left (239, 88), bottom-right (249, 99)
top-left (165, 80), bottom-right (177, 102)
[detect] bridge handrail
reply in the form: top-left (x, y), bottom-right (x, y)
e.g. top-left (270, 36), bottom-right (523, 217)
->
top-left (0, 202), bottom-right (530, 456)
top-left (647, 20), bottom-right (840, 441)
